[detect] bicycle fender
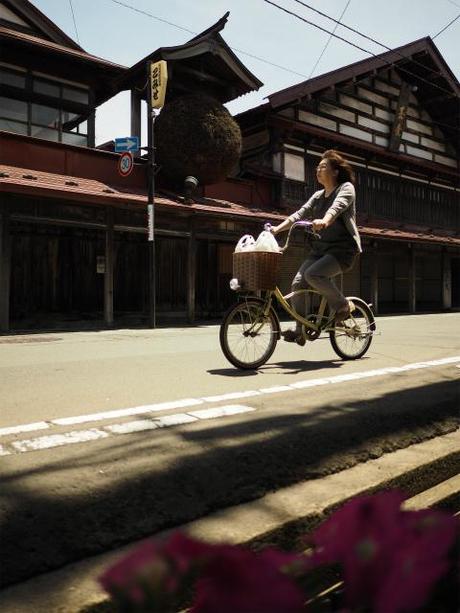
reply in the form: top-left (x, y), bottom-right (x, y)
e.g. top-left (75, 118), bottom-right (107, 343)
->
top-left (346, 296), bottom-right (376, 331)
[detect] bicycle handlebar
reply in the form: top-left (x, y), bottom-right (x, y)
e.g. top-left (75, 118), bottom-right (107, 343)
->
top-left (264, 220), bottom-right (321, 253)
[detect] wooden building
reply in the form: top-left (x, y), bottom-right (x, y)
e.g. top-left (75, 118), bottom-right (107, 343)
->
top-left (237, 37), bottom-right (460, 314)
top-left (1, 0), bottom-right (459, 332)
top-left (0, 2), bottom-right (275, 331)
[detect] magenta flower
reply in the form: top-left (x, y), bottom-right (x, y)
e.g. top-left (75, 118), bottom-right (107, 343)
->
top-left (191, 546), bottom-right (305, 613)
top-left (310, 490), bottom-right (459, 612)
top-left (100, 532), bottom-right (306, 611)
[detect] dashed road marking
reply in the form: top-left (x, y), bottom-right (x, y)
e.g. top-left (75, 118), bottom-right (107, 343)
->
top-left (7, 405), bottom-right (256, 454)
top-left (11, 428), bottom-right (109, 453)
top-left (188, 405), bottom-right (256, 420)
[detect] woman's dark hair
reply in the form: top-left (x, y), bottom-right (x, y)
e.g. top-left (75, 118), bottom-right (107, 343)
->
top-left (322, 149), bottom-right (355, 185)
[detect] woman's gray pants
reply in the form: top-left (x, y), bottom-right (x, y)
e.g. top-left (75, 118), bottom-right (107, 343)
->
top-left (291, 253), bottom-right (348, 330)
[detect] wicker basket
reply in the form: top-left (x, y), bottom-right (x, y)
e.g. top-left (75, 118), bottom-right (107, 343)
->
top-left (233, 251), bottom-right (282, 290)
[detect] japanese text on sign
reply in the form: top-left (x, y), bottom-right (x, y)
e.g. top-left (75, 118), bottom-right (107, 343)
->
top-left (150, 60), bottom-right (168, 109)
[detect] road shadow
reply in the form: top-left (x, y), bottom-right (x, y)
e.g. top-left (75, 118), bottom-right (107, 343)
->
top-left (208, 358), bottom-right (347, 377)
top-left (0, 376), bottom-right (458, 588)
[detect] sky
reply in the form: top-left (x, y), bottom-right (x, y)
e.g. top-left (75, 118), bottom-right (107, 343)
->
top-left (29, 0), bottom-right (460, 146)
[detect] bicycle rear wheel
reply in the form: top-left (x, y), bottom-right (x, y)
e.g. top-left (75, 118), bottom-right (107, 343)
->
top-left (329, 298), bottom-right (375, 360)
top-left (220, 299), bottom-right (279, 370)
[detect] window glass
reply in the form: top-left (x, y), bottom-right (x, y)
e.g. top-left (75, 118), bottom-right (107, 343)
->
top-left (70, 120), bottom-right (88, 135)
top-left (0, 68), bottom-right (26, 88)
top-left (284, 153), bottom-right (305, 181)
top-left (0, 96), bottom-right (27, 121)
top-left (62, 86), bottom-right (89, 105)
top-left (62, 132), bottom-right (88, 146)
top-left (31, 103), bottom-right (60, 128)
top-left (31, 125), bottom-right (59, 141)
top-left (33, 78), bottom-right (60, 98)
top-left (0, 118), bottom-right (28, 134)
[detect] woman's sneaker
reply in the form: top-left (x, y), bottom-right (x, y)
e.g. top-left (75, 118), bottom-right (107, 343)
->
top-left (282, 329), bottom-right (306, 346)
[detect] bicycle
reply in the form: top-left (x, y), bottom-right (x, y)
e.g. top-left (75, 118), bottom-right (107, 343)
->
top-left (219, 221), bottom-right (376, 370)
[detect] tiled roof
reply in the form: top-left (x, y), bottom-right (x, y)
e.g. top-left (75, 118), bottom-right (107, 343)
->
top-left (358, 219), bottom-right (460, 246)
top-left (1, 164), bottom-right (458, 246)
top-left (0, 164), bottom-right (282, 222)
top-left (0, 26), bottom-right (127, 70)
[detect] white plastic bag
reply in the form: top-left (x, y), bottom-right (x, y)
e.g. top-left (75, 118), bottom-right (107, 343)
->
top-left (234, 235), bottom-right (256, 253)
top-left (254, 231), bottom-right (280, 253)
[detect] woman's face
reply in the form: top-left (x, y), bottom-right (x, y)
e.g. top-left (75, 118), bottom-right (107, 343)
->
top-left (316, 159), bottom-right (338, 186)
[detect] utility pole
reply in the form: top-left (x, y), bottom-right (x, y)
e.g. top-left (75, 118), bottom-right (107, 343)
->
top-left (146, 59), bottom-right (168, 328)
top-left (147, 62), bottom-right (156, 328)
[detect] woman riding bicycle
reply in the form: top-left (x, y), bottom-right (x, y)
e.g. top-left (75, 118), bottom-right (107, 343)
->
top-left (270, 149), bottom-right (362, 345)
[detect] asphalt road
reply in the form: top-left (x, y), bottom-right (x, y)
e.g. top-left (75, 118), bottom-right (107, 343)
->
top-left (0, 313), bottom-right (459, 586)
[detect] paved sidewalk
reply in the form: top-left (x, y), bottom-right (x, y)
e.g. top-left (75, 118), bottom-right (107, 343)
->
top-left (0, 430), bottom-right (458, 613)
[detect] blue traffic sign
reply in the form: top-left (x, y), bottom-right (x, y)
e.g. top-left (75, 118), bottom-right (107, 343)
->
top-left (115, 136), bottom-right (139, 153)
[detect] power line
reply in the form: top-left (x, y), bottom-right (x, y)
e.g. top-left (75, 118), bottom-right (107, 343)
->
top-left (109, 0), bottom-right (195, 35)
top-left (106, 0), bottom-right (458, 132)
top-left (68, 0), bottom-right (80, 45)
top-left (288, 0), bottom-right (460, 125)
top-left (263, 0), bottom-right (371, 55)
top-left (262, 0), bottom-right (457, 99)
top-left (308, 0), bottom-right (352, 78)
top-left (432, 12), bottom-right (460, 39)
top-left (108, 0), bottom-right (309, 78)
top-left (293, 0), bottom-right (459, 81)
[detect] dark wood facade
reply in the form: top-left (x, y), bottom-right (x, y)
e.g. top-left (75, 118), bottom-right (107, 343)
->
top-left (237, 39), bottom-right (459, 314)
top-left (1, 2), bottom-right (459, 332)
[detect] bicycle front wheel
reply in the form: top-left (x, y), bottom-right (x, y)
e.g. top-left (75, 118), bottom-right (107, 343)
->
top-left (219, 299), bottom-right (278, 370)
top-left (329, 298), bottom-right (374, 360)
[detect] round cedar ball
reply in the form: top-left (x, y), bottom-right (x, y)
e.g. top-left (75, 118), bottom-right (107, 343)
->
top-left (155, 94), bottom-right (242, 185)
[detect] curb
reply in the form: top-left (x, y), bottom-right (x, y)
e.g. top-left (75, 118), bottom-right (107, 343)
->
top-left (0, 429), bottom-right (458, 613)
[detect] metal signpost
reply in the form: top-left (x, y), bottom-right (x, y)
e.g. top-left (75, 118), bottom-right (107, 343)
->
top-left (147, 59), bottom-right (168, 328)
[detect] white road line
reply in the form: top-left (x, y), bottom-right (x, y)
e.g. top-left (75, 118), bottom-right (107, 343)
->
top-left (189, 405), bottom-right (256, 420)
top-left (0, 421), bottom-right (49, 437)
top-left (11, 428), bottom-right (108, 453)
top-left (259, 385), bottom-right (293, 394)
top-left (156, 413), bottom-right (198, 427)
top-left (291, 378), bottom-right (331, 389)
top-left (8, 406), bottom-right (256, 453)
top-left (1, 356), bottom-right (459, 440)
top-left (201, 390), bottom-right (261, 403)
top-left (105, 420), bottom-right (160, 435)
top-left (51, 398), bottom-right (203, 426)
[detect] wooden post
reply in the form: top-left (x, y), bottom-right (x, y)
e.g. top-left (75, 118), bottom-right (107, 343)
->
top-left (442, 249), bottom-right (452, 310)
top-left (408, 245), bottom-right (416, 314)
top-left (371, 243), bottom-right (379, 315)
top-left (87, 105), bottom-right (96, 148)
top-left (0, 204), bottom-right (11, 332)
top-left (187, 227), bottom-right (196, 324)
top-left (104, 207), bottom-right (114, 327)
top-left (131, 90), bottom-right (142, 141)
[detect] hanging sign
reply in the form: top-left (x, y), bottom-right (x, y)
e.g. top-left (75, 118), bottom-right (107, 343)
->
top-left (150, 60), bottom-right (168, 109)
top-left (118, 151), bottom-right (134, 177)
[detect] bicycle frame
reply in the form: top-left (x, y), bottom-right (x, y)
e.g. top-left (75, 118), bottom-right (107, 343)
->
top-left (271, 287), bottom-right (333, 332)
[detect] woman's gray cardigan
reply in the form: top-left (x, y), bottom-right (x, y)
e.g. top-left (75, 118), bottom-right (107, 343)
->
top-left (288, 182), bottom-right (362, 253)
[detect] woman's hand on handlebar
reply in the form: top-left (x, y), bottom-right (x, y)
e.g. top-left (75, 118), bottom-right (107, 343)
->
top-left (312, 218), bottom-right (327, 231)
